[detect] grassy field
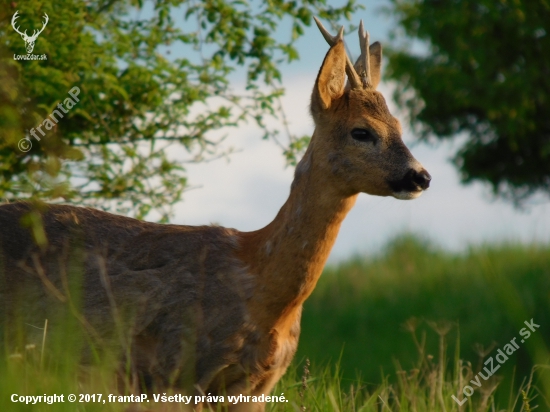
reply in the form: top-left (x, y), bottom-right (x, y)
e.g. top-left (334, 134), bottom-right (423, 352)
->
top-left (1, 337), bottom-right (543, 411)
top-left (1, 234), bottom-right (549, 411)
top-left (297, 234), bottom-right (550, 410)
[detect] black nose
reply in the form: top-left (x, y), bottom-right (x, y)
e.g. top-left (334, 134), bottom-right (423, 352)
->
top-left (412, 169), bottom-right (431, 190)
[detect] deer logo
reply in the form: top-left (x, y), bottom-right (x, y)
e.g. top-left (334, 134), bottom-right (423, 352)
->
top-left (11, 11), bottom-right (49, 54)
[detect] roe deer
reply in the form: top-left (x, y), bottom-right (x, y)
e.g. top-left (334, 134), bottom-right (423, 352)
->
top-left (0, 17), bottom-right (430, 412)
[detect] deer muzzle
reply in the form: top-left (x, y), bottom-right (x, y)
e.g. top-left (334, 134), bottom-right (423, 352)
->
top-left (388, 168), bottom-right (431, 199)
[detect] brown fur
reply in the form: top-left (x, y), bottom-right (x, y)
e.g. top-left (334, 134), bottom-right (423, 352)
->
top-left (0, 36), bottom-right (429, 412)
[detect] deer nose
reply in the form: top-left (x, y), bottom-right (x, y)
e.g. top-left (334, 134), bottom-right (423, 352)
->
top-left (412, 169), bottom-right (431, 190)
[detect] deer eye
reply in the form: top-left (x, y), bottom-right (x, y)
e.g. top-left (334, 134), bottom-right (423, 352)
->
top-left (351, 128), bottom-right (377, 143)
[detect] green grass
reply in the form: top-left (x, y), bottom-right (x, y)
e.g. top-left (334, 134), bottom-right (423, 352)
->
top-left (2, 234), bottom-right (550, 411)
top-left (1, 337), bottom-right (545, 411)
top-left (298, 234), bottom-right (550, 408)
top-left (270, 356), bottom-right (545, 411)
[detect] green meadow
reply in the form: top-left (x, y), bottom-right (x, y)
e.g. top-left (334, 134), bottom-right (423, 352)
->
top-left (296, 234), bottom-right (550, 410)
top-left (2, 234), bottom-right (549, 411)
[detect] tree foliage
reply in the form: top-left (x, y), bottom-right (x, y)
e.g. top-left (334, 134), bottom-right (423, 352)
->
top-left (386, 0), bottom-right (550, 203)
top-left (0, 0), bottom-right (359, 220)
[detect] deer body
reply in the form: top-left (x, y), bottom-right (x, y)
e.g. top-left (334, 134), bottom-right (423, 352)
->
top-left (0, 18), bottom-right (430, 412)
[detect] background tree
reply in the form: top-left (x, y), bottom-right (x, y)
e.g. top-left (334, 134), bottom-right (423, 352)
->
top-left (0, 0), bottom-right (359, 221)
top-left (385, 0), bottom-right (550, 204)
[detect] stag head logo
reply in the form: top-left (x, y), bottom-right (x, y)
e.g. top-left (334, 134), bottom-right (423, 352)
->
top-left (11, 11), bottom-right (49, 54)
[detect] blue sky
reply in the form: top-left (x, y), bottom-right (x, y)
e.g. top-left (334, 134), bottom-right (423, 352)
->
top-left (165, 1), bottom-right (550, 261)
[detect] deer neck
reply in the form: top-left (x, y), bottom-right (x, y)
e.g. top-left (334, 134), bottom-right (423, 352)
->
top-left (239, 145), bottom-right (358, 328)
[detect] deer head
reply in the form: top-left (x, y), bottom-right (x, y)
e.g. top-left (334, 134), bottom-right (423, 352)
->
top-left (11, 11), bottom-right (49, 54)
top-left (307, 18), bottom-right (431, 199)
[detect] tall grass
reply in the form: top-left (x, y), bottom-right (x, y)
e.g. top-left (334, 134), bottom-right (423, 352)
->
top-left (1, 234), bottom-right (549, 411)
top-left (298, 234), bottom-right (550, 408)
top-left (2, 329), bottom-right (544, 411)
top-left (271, 341), bottom-right (544, 411)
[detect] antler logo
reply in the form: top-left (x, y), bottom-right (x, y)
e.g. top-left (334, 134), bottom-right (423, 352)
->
top-left (11, 11), bottom-right (49, 54)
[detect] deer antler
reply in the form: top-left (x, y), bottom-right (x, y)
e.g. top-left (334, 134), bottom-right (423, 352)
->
top-left (11, 11), bottom-right (49, 41)
top-left (355, 20), bottom-right (371, 88)
top-left (31, 13), bottom-right (49, 40)
top-left (313, 17), bottom-right (362, 90)
top-left (11, 11), bottom-right (28, 38)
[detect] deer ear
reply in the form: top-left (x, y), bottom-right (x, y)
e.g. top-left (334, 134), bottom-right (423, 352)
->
top-left (311, 41), bottom-right (347, 112)
top-left (369, 42), bottom-right (382, 89)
